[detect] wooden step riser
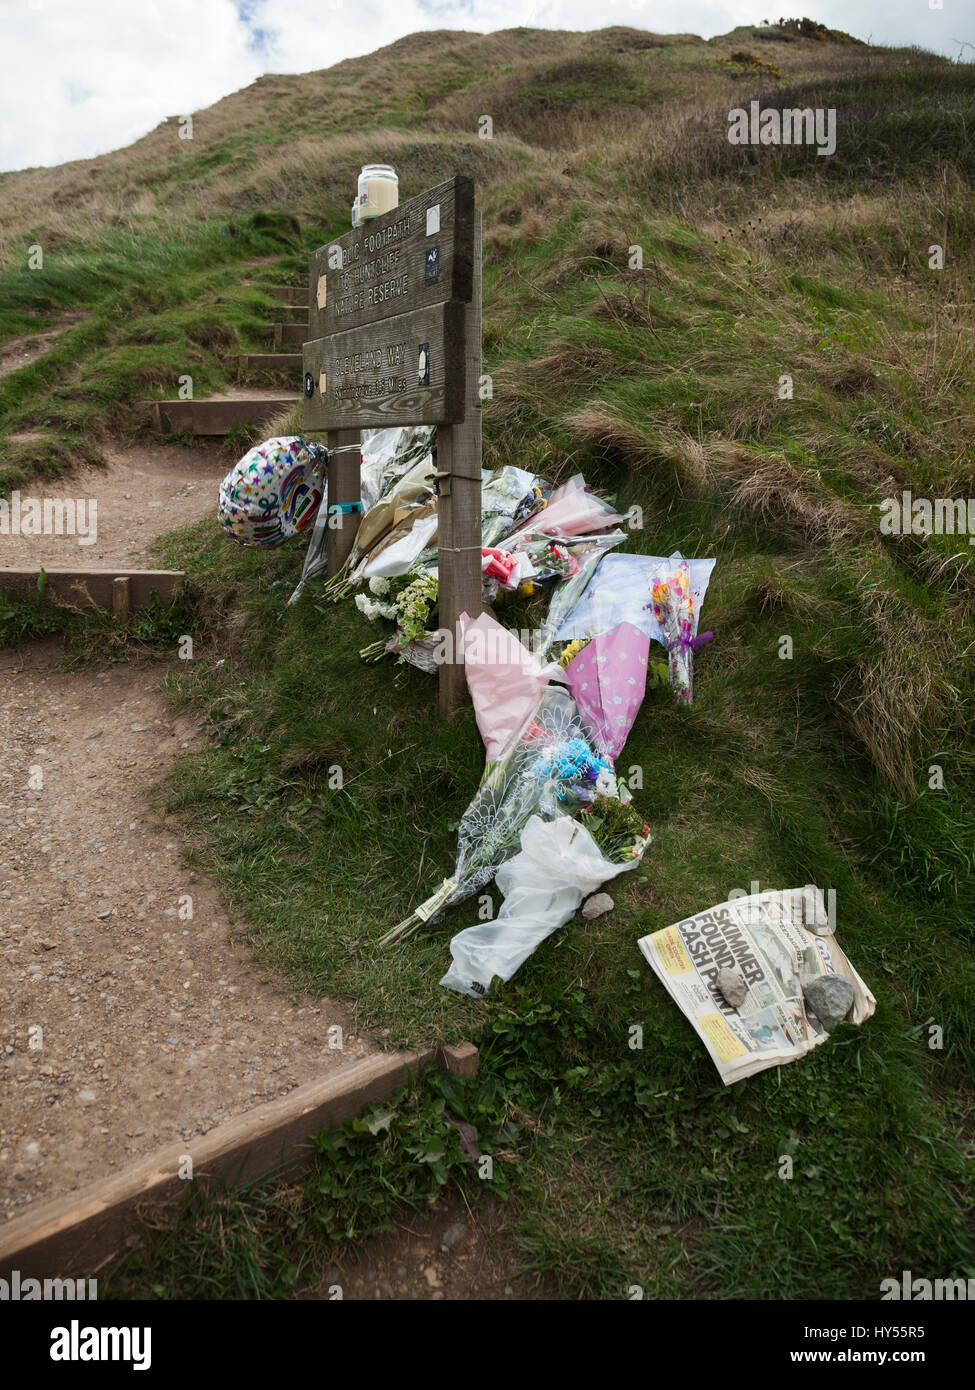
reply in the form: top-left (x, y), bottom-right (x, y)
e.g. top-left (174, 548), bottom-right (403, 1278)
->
top-left (0, 568), bottom-right (184, 612)
top-left (152, 398), bottom-right (296, 436)
top-left (236, 353), bottom-right (303, 375)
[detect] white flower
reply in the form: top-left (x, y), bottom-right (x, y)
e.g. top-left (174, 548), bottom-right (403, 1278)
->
top-left (369, 575), bottom-right (390, 596)
top-left (595, 769), bottom-right (618, 798)
top-left (356, 593), bottom-right (397, 622)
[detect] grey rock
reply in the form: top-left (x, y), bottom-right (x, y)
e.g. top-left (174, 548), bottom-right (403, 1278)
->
top-left (716, 968), bottom-right (748, 1009)
top-left (581, 893), bottom-right (614, 920)
top-left (802, 975), bottom-right (854, 1030)
top-left (800, 885), bottom-right (834, 935)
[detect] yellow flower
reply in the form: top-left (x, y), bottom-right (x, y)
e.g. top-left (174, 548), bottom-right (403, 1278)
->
top-left (558, 637), bottom-right (588, 668)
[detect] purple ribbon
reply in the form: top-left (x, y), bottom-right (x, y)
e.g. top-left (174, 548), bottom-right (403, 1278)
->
top-left (666, 631), bottom-right (713, 653)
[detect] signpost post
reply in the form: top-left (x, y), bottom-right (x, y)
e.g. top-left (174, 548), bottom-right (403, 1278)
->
top-left (302, 174), bottom-right (481, 716)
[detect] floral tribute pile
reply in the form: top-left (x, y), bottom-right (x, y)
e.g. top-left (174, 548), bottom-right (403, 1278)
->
top-left (219, 426), bottom-right (717, 994)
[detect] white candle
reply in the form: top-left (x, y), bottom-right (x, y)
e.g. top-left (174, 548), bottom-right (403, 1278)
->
top-left (357, 165), bottom-right (398, 220)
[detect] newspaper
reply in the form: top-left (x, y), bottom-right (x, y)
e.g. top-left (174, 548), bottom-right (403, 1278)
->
top-left (638, 888), bottom-right (875, 1085)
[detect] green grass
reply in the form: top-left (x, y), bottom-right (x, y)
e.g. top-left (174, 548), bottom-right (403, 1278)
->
top-left (4, 23), bottom-right (974, 1300)
top-left (0, 213), bottom-right (310, 494)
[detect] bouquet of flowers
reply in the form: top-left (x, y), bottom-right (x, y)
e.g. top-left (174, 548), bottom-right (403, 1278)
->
top-left (527, 739), bottom-right (650, 859)
top-left (382, 610), bottom-right (652, 946)
top-left (508, 473), bottom-right (624, 540)
top-left (579, 794), bottom-right (651, 864)
top-left (558, 637), bottom-right (590, 668)
top-left (481, 537), bottom-right (580, 597)
top-left (514, 537), bottom-right (580, 588)
top-left (646, 552), bottom-right (713, 705)
top-left (359, 425), bottom-right (435, 515)
top-left (538, 530), bottom-right (627, 652)
top-left (357, 566), bottom-right (439, 660)
top-left (354, 573), bottom-right (400, 623)
top-left (480, 466), bottom-right (549, 548)
top-left (562, 621), bottom-right (652, 759)
top-left (379, 684), bottom-right (593, 943)
top-left (528, 735), bottom-right (617, 811)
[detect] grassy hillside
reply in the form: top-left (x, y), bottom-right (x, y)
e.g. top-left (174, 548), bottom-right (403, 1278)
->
top-left (3, 22), bottom-right (974, 1299)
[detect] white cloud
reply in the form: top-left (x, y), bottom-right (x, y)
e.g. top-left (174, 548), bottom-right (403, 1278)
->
top-left (1, 0), bottom-right (970, 173)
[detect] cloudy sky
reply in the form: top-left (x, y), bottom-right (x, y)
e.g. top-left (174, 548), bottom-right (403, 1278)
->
top-left (1, 0), bottom-right (970, 173)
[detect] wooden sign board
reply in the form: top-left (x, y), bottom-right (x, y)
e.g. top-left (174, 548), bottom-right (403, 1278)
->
top-left (302, 300), bottom-right (465, 432)
top-left (307, 175), bottom-right (474, 339)
top-left (300, 176), bottom-right (480, 717)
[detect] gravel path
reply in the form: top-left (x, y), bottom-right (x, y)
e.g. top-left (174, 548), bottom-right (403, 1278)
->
top-left (0, 437), bottom-right (373, 1218)
top-left (0, 441), bottom-right (230, 570)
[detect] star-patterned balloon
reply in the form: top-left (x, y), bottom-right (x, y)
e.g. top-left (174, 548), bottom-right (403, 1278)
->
top-left (218, 437), bottom-right (328, 547)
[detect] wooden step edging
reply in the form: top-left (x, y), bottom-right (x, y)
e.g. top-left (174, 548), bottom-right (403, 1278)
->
top-left (152, 397), bottom-right (296, 436)
top-left (236, 353), bottom-right (303, 375)
top-left (0, 1043), bottom-right (479, 1281)
top-left (0, 568), bottom-right (185, 613)
top-left (269, 286), bottom-right (303, 304)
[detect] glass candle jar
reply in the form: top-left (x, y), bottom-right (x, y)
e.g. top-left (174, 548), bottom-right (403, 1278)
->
top-left (357, 164), bottom-right (398, 221)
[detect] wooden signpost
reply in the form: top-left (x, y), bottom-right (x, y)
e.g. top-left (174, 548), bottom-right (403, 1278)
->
top-left (302, 174), bottom-right (482, 717)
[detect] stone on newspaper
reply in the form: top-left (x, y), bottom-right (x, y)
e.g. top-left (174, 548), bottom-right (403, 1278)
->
top-left (802, 975), bottom-right (854, 1030)
top-left (800, 884), bottom-right (834, 935)
top-left (716, 967), bottom-right (748, 1009)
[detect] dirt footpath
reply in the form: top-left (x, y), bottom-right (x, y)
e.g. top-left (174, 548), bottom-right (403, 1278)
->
top-left (0, 440), bottom-right (230, 570)
top-left (0, 644), bottom-right (371, 1218)
top-left (0, 314), bottom-right (87, 382)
